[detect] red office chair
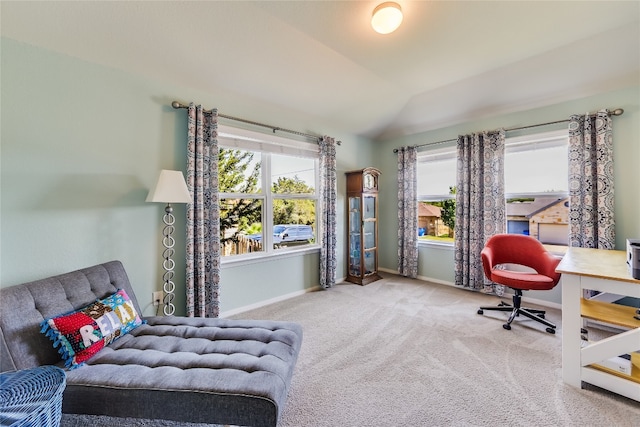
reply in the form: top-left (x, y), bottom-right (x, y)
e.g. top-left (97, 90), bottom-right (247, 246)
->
top-left (477, 234), bottom-right (562, 334)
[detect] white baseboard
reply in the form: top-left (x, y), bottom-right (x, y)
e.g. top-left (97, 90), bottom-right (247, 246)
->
top-left (415, 273), bottom-right (562, 310)
top-left (519, 295), bottom-right (562, 310)
top-left (222, 269), bottom-right (561, 317)
top-left (382, 268), bottom-right (562, 310)
top-left (416, 274), bottom-right (456, 288)
top-left (380, 267), bottom-right (455, 288)
top-left (220, 286), bottom-right (322, 317)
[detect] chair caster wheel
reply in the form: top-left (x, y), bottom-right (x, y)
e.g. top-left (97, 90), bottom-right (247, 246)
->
top-left (503, 324), bottom-right (511, 330)
top-left (546, 327), bottom-right (556, 334)
top-left (477, 309), bottom-right (484, 315)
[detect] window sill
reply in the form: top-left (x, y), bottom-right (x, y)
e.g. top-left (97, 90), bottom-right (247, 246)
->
top-left (221, 245), bottom-right (320, 268)
top-left (417, 240), bottom-right (566, 255)
top-left (418, 240), bottom-right (454, 250)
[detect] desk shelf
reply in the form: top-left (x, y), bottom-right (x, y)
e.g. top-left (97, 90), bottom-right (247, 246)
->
top-left (558, 247), bottom-right (640, 402)
top-left (589, 360), bottom-right (640, 384)
top-left (581, 298), bottom-right (640, 329)
top-left (580, 298), bottom-right (640, 385)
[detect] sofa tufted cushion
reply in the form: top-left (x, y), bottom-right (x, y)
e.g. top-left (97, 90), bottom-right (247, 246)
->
top-left (63, 316), bottom-right (302, 426)
top-left (0, 261), bottom-right (303, 427)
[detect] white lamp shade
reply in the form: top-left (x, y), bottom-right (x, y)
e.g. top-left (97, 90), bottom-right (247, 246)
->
top-left (146, 170), bottom-right (191, 203)
top-left (371, 2), bottom-right (403, 34)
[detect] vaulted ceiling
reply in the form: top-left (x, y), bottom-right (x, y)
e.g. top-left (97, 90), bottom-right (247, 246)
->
top-left (2, 1), bottom-right (638, 140)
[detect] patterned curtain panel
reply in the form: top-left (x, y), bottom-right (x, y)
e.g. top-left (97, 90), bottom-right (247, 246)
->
top-left (454, 130), bottom-right (506, 293)
top-left (185, 103), bottom-right (221, 317)
top-left (397, 146), bottom-right (418, 278)
top-left (568, 110), bottom-right (615, 249)
top-left (319, 136), bottom-right (337, 289)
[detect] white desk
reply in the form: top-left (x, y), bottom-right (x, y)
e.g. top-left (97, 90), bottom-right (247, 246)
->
top-left (556, 247), bottom-right (640, 401)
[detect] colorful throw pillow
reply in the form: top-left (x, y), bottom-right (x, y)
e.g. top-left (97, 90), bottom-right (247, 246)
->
top-left (41, 289), bottom-right (144, 369)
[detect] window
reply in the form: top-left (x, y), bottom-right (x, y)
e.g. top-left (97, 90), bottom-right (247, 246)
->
top-left (417, 129), bottom-right (569, 246)
top-left (218, 125), bottom-right (320, 259)
top-left (504, 130), bottom-right (568, 246)
top-left (417, 146), bottom-right (457, 243)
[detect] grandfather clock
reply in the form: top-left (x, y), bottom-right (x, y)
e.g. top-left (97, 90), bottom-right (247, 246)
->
top-left (345, 167), bottom-right (382, 285)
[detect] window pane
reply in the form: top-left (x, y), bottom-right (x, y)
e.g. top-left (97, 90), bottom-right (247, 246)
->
top-left (417, 201), bottom-right (455, 243)
top-left (507, 197), bottom-right (569, 245)
top-left (417, 148), bottom-right (456, 243)
top-left (417, 150), bottom-right (456, 199)
top-left (220, 198), bottom-right (263, 257)
top-left (505, 134), bottom-right (568, 196)
top-left (271, 154), bottom-right (316, 194)
top-left (273, 198), bottom-right (316, 232)
top-left (219, 148), bottom-right (262, 194)
top-left (272, 216), bottom-right (316, 250)
top-left (504, 131), bottom-right (569, 245)
top-left (272, 199), bottom-right (316, 249)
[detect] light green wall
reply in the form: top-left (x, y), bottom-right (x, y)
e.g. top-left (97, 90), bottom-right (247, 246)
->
top-left (3, 37), bottom-right (637, 312)
top-left (375, 85), bottom-right (640, 304)
top-left (0, 38), bottom-right (373, 315)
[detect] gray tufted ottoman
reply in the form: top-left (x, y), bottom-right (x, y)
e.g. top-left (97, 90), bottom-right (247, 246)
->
top-left (0, 261), bottom-right (302, 427)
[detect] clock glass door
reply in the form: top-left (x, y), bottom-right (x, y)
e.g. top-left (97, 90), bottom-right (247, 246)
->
top-left (349, 196), bottom-right (362, 277)
top-left (363, 195), bottom-right (377, 275)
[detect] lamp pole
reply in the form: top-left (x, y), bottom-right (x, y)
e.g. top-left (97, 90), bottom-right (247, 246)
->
top-left (161, 203), bottom-right (177, 315)
top-left (146, 170), bottom-right (192, 316)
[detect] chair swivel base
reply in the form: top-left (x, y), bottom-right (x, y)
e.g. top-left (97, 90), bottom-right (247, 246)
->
top-left (477, 290), bottom-right (556, 334)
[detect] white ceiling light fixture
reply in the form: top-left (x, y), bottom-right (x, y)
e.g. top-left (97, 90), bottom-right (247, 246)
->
top-left (371, 2), bottom-right (403, 34)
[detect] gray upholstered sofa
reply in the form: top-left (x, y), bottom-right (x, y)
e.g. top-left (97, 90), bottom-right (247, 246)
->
top-left (0, 261), bottom-right (303, 427)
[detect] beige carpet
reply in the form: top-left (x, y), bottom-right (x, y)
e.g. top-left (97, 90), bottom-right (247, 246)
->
top-left (231, 273), bottom-right (639, 427)
top-left (63, 273), bottom-right (640, 426)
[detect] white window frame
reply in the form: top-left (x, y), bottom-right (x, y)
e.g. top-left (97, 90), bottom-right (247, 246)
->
top-left (218, 125), bottom-right (321, 265)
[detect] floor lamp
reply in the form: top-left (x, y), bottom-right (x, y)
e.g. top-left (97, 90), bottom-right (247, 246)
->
top-left (146, 170), bottom-right (191, 315)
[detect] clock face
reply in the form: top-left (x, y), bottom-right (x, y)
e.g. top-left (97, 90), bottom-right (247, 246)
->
top-left (363, 173), bottom-right (375, 190)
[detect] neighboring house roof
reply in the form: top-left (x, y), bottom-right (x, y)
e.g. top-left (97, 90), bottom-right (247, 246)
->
top-left (507, 197), bottom-right (566, 218)
top-left (418, 203), bottom-right (441, 217)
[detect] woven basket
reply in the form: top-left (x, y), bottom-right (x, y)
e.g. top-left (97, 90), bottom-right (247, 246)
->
top-left (0, 366), bottom-right (66, 427)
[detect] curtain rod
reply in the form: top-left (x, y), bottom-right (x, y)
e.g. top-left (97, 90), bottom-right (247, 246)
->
top-left (171, 101), bottom-right (341, 145)
top-left (392, 108), bottom-right (624, 153)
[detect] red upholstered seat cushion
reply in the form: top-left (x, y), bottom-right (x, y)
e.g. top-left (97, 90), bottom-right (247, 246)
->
top-left (490, 268), bottom-right (556, 291)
